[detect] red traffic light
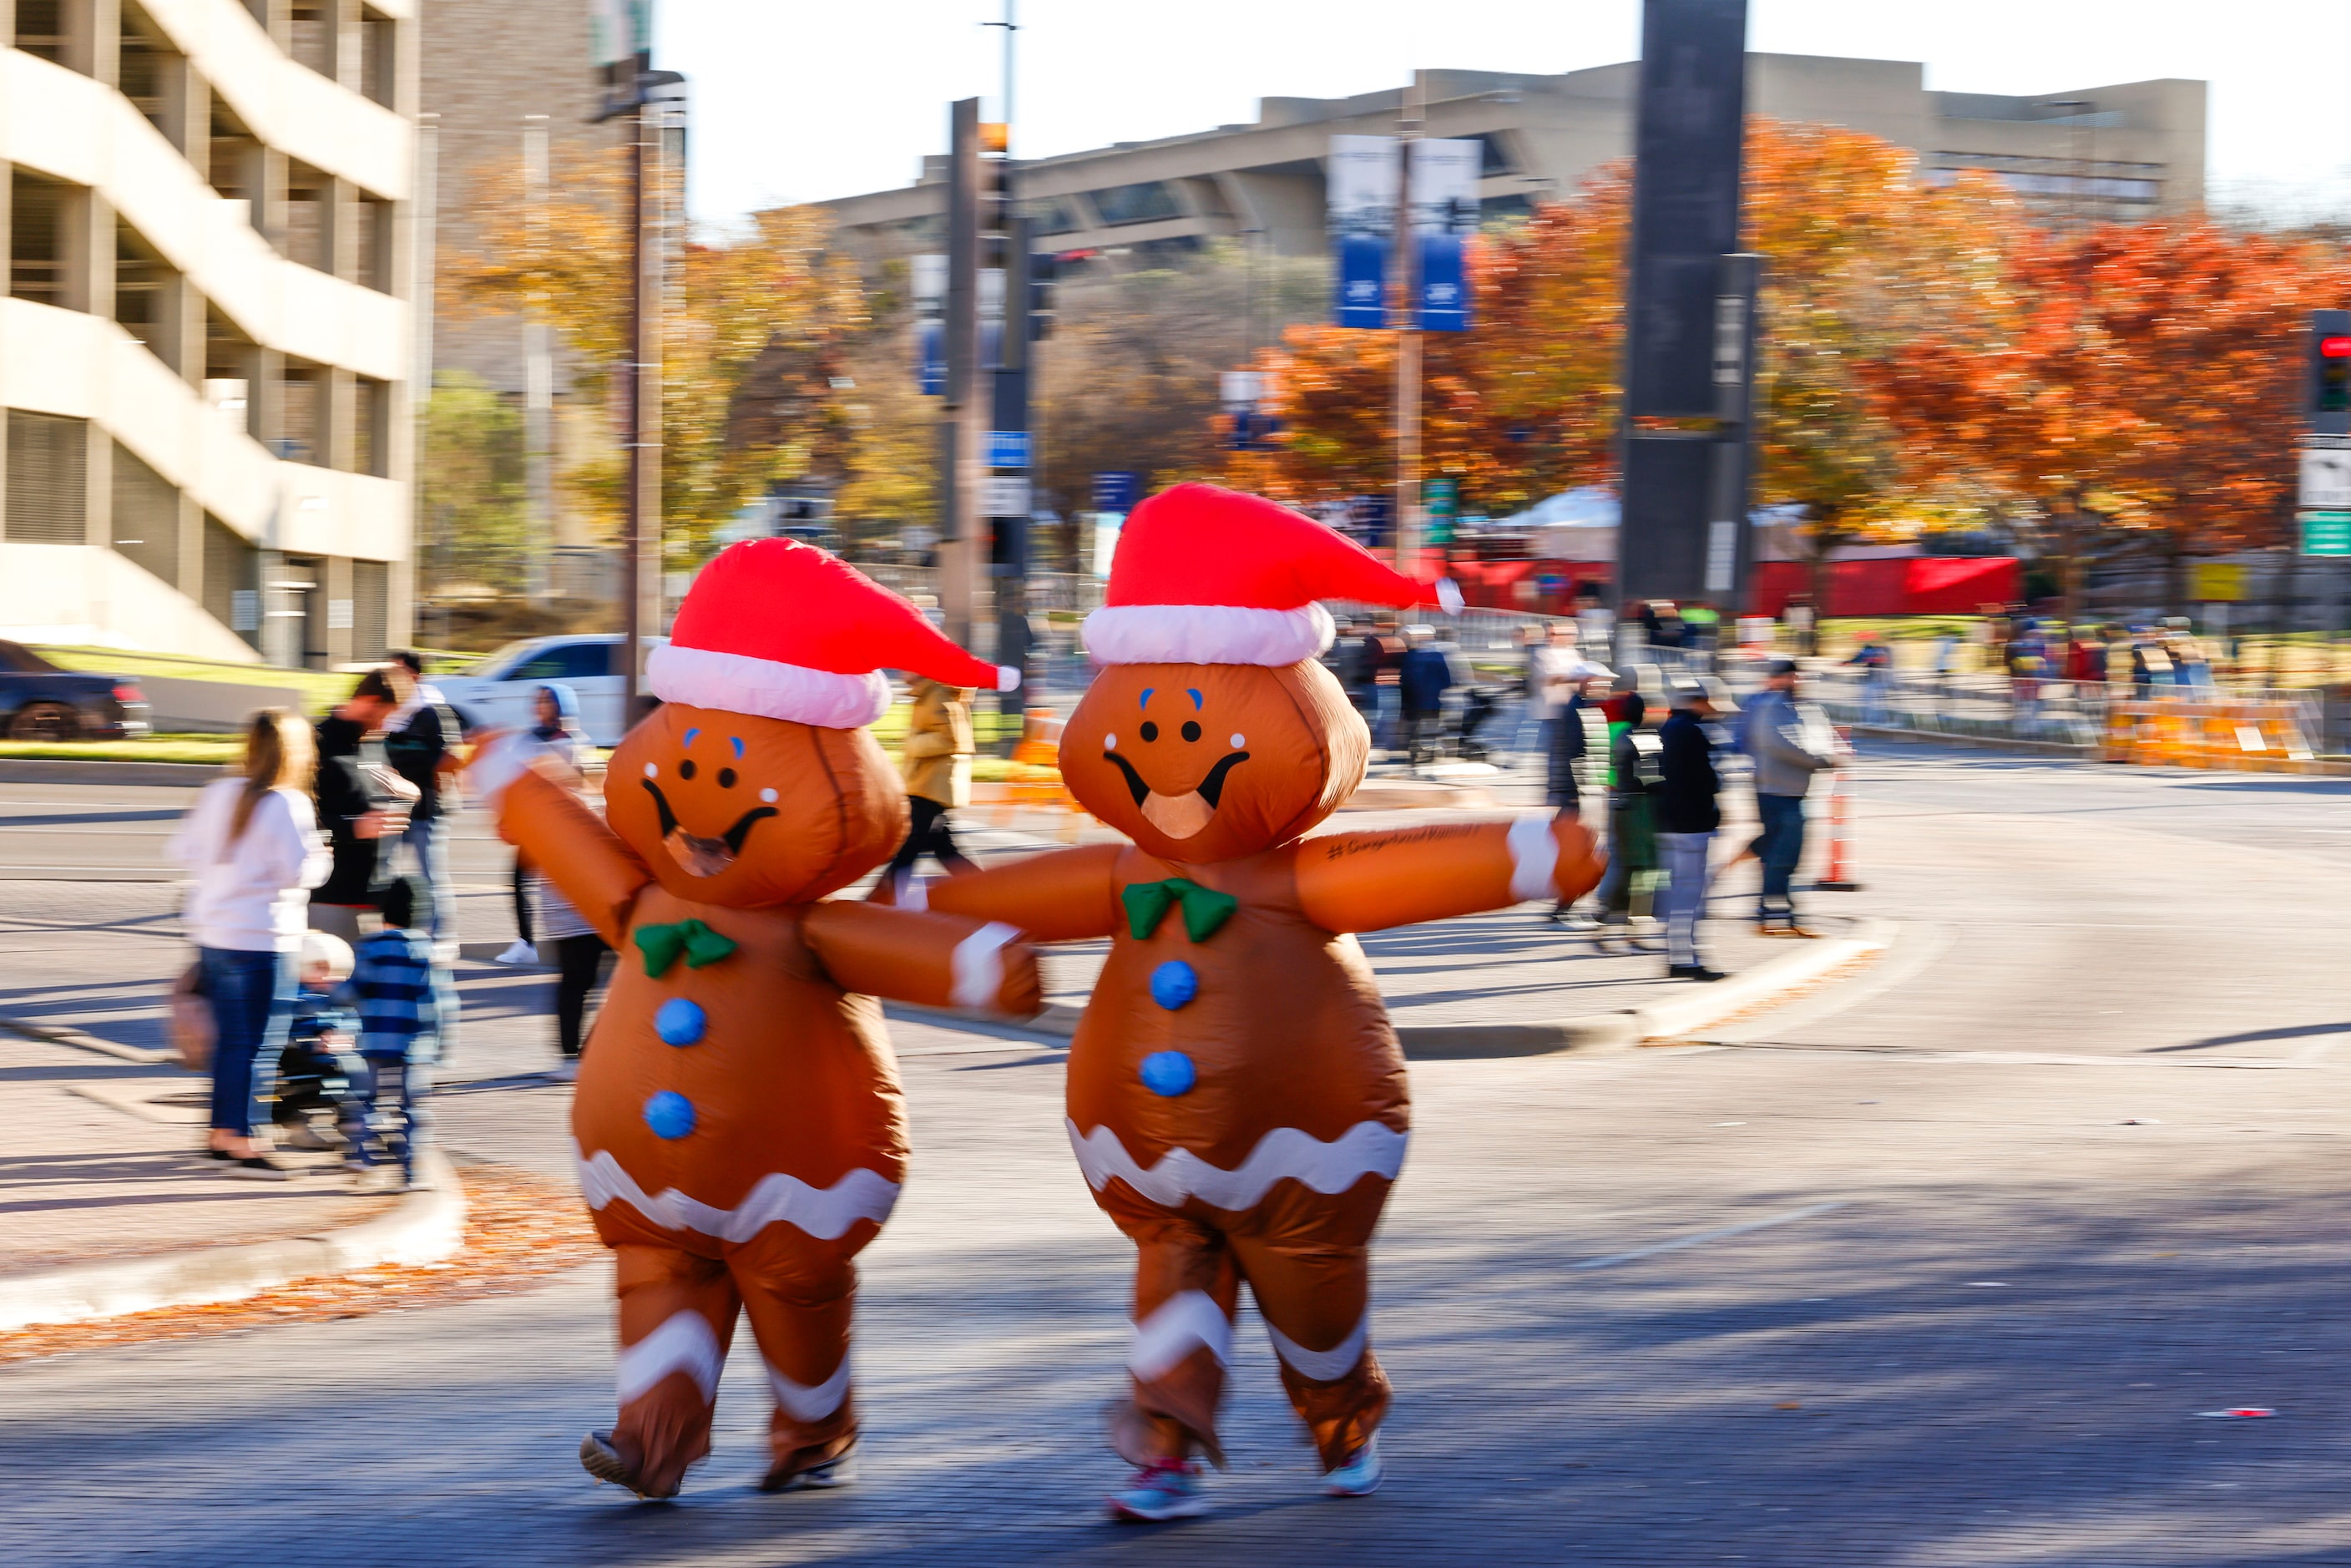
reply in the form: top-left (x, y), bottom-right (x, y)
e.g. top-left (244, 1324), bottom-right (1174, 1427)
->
top-left (2323, 336), bottom-right (2351, 358)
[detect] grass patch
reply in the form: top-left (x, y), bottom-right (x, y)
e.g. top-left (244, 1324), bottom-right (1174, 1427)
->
top-left (0, 733), bottom-right (237, 765)
top-left (33, 646), bottom-right (351, 711)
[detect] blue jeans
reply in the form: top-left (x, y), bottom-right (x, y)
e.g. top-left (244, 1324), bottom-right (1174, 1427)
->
top-left (351, 1053), bottom-right (434, 1183)
top-left (398, 814), bottom-right (454, 938)
top-left (1657, 831), bottom-right (1714, 968)
top-left (1755, 792), bottom-right (1807, 922)
top-left (200, 947), bottom-right (292, 1137)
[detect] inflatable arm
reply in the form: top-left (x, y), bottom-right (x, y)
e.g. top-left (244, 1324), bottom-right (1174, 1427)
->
top-left (803, 901), bottom-right (1043, 1017)
top-left (913, 843), bottom-right (1125, 942)
top-left (1295, 814), bottom-right (1605, 934)
top-left (497, 763), bottom-right (652, 948)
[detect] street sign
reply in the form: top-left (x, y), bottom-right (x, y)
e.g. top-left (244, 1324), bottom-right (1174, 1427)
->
top-left (2303, 512), bottom-right (2351, 557)
top-left (1092, 472), bottom-right (1140, 512)
top-left (980, 476), bottom-right (1030, 517)
top-left (985, 430), bottom-right (1029, 468)
top-left (2303, 446), bottom-right (2351, 510)
top-left (2187, 562), bottom-right (2247, 603)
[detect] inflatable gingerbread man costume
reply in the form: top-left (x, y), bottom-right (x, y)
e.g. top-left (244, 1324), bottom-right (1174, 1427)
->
top-left (913, 484), bottom-right (1605, 1518)
top-left (481, 540), bottom-right (1041, 1499)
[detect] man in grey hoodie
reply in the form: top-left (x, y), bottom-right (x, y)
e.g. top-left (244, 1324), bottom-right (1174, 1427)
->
top-left (1742, 659), bottom-right (1842, 937)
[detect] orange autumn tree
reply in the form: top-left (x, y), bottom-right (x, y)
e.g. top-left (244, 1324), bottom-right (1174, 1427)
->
top-left (1877, 220), bottom-right (2351, 613)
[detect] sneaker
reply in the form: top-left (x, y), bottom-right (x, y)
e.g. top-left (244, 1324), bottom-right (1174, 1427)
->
top-left (1687, 966), bottom-right (1728, 983)
top-left (494, 940), bottom-right (539, 966)
top-left (348, 1166), bottom-right (402, 1194)
top-left (579, 1430), bottom-right (672, 1500)
top-left (760, 1442), bottom-right (857, 1493)
top-left (547, 1060), bottom-right (579, 1084)
top-left (1778, 925), bottom-right (1822, 940)
top-left (1107, 1458), bottom-right (1206, 1523)
top-left (280, 1120), bottom-right (341, 1152)
top-left (220, 1154), bottom-right (294, 1181)
top-left (1323, 1435), bottom-right (1384, 1497)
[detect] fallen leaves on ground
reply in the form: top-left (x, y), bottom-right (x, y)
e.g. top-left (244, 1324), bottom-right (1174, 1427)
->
top-left (0, 1162), bottom-right (603, 1364)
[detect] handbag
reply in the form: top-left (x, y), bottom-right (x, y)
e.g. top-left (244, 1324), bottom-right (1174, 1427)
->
top-left (169, 959), bottom-right (215, 1072)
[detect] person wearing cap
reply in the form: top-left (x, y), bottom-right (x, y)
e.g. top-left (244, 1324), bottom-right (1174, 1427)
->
top-left (1742, 658), bottom-right (1840, 938)
top-left (1656, 678), bottom-right (1725, 980)
top-left (1594, 686), bottom-right (1661, 950)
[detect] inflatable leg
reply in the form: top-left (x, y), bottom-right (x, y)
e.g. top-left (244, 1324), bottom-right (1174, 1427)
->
top-left (1102, 1187), bottom-right (1241, 1467)
top-left (1227, 1178), bottom-right (1393, 1469)
top-left (731, 1222), bottom-right (862, 1485)
top-left (611, 1242), bottom-right (740, 1497)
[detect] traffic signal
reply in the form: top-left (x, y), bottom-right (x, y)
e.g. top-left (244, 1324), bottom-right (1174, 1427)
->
top-left (2313, 309), bottom-right (2351, 431)
top-left (1027, 250), bottom-right (1057, 341)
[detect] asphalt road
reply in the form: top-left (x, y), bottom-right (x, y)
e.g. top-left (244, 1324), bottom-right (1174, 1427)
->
top-left (5, 743), bottom-right (2351, 1565)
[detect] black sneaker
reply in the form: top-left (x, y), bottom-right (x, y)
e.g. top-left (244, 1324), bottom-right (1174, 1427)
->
top-left (1687, 966), bottom-right (1727, 983)
top-left (1667, 963), bottom-right (1698, 979)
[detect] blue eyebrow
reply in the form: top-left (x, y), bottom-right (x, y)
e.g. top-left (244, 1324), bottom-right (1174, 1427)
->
top-left (1186, 689), bottom-right (1202, 710)
top-left (682, 727), bottom-right (700, 747)
top-left (730, 736), bottom-right (745, 759)
top-left (1140, 687), bottom-right (1154, 708)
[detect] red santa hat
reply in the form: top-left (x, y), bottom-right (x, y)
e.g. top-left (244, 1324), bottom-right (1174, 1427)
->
top-left (646, 538), bottom-right (1017, 728)
top-left (1082, 482), bottom-right (1461, 667)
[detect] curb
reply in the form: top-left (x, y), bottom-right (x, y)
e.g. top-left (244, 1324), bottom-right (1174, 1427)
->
top-left (0, 759), bottom-right (226, 786)
top-left (0, 1151), bottom-right (466, 1333)
top-left (894, 918), bottom-right (1896, 1062)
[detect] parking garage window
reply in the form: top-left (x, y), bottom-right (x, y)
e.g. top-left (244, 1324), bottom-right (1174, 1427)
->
top-left (1088, 182), bottom-right (1183, 226)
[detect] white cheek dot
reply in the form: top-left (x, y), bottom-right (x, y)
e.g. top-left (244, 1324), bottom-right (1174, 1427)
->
top-left (1230, 733), bottom-right (1246, 748)
top-left (760, 787), bottom-right (778, 803)
top-left (643, 761), bottom-right (659, 778)
top-left (1105, 733), bottom-right (1118, 750)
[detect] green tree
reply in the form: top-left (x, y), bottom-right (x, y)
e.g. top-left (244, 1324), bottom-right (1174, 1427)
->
top-left (417, 372), bottom-right (526, 600)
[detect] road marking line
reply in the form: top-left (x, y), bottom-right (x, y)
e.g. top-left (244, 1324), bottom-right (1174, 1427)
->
top-left (1573, 1201), bottom-right (1848, 1271)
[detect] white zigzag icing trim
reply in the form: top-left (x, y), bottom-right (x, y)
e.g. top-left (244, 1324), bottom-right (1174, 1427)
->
top-left (766, 1354), bottom-right (852, 1422)
top-left (1266, 1311), bottom-right (1369, 1383)
top-left (1064, 1118), bottom-right (1408, 1210)
top-left (576, 1143), bottom-right (901, 1242)
top-left (1128, 1289), bottom-right (1233, 1382)
top-left (616, 1309), bottom-right (724, 1406)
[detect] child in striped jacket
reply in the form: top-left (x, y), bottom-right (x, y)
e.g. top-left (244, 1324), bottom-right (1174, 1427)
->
top-left (346, 875), bottom-right (441, 1192)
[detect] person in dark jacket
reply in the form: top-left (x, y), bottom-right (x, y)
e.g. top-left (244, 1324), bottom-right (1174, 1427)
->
top-left (1656, 679), bottom-right (1726, 981)
top-left (1396, 625), bottom-right (1458, 771)
top-left (382, 651), bottom-right (463, 940)
top-left (1595, 690), bottom-right (1661, 950)
top-left (309, 669), bottom-right (409, 943)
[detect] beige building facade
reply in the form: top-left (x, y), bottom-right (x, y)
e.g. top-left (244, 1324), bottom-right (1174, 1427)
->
top-left (2, 0), bottom-right (420, 666)
top-left (822, 54), bottom-right (2206, 268)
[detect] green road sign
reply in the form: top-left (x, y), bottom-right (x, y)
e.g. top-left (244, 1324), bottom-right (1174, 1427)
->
top-left (2303, 511), bottom-right (2351, 556)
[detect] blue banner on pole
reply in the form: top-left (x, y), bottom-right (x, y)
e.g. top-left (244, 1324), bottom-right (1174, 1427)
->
top-left (1329, 135), bottom-right (1398, 330)
top-left (1411, 139), bottom-right (1479, 331)
top-left (986, 430), bottom-right (1030, 468)
top-left (917, 320), bottom-right (943, 396)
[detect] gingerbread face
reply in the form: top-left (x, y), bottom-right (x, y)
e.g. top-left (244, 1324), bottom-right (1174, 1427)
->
top-left (606, 702), bottom-right (905, 907)
top-left (1061, 660), bottom-right (1367, 863)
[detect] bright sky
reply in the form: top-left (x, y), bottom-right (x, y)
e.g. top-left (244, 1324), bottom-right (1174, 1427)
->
top-left (660, 0), bottom-right (2351, 225)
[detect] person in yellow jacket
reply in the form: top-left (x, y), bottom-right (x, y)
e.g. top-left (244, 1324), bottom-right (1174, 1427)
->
top-left (882, 676), bottom-right (978, 882)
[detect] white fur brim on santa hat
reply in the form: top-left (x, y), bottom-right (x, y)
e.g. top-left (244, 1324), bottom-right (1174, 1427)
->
top-left (647, 645), bottom-right (1019, 728)
top-left (1081, 601), bottom-right (1335, 668)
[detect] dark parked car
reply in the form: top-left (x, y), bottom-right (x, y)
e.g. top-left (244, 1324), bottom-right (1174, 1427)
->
top-left (0, 642), bottom-right (149, 740)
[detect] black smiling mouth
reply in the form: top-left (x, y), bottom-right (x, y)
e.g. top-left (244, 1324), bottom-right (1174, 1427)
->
top-left (1101, 750), bottom-right (1250, 809)
top-left (642, 779), bottom-right (780, 872)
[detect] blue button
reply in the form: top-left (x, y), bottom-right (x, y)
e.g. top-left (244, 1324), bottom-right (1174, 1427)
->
top-left (655, 998), bottom-right (705, 1046)
top-left (644, 1091), bottom-right (696, 1140)
top-left (1140, 1050), bottom-right (1196, 1097)
top-left (1150, 960), bottom-right (1199, 1010)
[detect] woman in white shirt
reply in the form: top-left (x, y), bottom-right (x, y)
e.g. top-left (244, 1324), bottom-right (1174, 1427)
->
top-left (169, 709), bottom-right (331, 1178)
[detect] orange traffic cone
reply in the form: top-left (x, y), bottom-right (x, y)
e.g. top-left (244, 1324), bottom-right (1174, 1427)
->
top-left (1816, 726), bottom-right (1860, 892)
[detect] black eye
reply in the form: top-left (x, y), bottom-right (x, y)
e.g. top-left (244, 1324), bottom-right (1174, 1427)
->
top-left (678, 759), bottom-right (697, 780)
top-left (716, 767), bottom-right (736, 789)
top-left (1139, 721), bottom-right (1160, 742)
top-left (1181, 721), bottom-right (1202, 743)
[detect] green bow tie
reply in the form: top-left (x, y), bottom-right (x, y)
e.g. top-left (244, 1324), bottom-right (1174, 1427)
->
top-left (1122, 877), bottom-right (1238, 943)
top-left (635, 918), bottom-right (739, 978)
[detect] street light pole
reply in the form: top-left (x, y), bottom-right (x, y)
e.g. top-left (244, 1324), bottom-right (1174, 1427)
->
top-left (1393, 69), bottom-right (1425, 572)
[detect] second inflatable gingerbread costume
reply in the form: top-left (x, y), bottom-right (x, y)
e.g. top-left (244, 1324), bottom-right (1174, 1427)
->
top-left (479, 539), bottom-right (1042, 1499)
top-left (910, 484), bottom-right (1606, 1520)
